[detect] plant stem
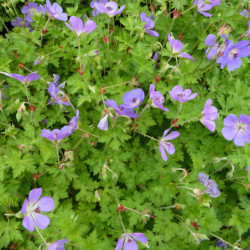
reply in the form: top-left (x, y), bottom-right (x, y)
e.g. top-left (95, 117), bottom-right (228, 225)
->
top-left (78, 128), bottom-right (100, 138)
top-left (139, 104), bottom-right (150, 117)
top-left (181, 5), bottom-right (196, 16)
top-left (68, 99), bottom-right (76, 113)
top-left (78, 36), bottom-right (82, 71)
top-left (104, 81), bottom-right (130, 89)
top-left (211, 234), bottom-right (242, 250)
top-left (1, 108), bottom-right (9, 124)
top-left (157, 205), bottom-right (176, 209)
top-left (163, 17), bottom-right (175, 48)
top-left (34, 224), bottom-right (47, 246)
top-left (40, 16), bottom-right (51, 47)
top-left (176, 116), bottom-right (199, 126)
top-left (24, 85), bottom-right (30, 105)
top-left (0, 17), bottom-right (9, 33)
top-left (135, 130), bottom-right (159, 142)
top-left (107, 18), bottom-right (112, 80)
top-left (175, 103), bottom-right (182, 118)
top-left (56, 143), bottom-right (60, 164)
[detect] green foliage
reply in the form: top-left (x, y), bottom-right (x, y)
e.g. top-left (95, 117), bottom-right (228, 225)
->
top-left (0, 0), bottom-right (249, 249)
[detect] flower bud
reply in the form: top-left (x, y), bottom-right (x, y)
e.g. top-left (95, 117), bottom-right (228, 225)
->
top-left (87, 50), bottom-right (98, 57)
top-left (193, 188), bottom-right (203, 197)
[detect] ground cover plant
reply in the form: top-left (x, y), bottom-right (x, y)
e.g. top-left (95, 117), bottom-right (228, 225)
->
top-left (0, 0), bottom-right (250, 249)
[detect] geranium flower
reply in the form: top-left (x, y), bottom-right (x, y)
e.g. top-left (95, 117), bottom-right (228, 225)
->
top-left (197, 172), bottom-right (220, 198)
top-left (104, 99), bottom-right (139, 118)
top-left (65, 16), bottom-right (96, 36)
top-left (159, 128), bottom-right (180, 161)
top-left (115, 233), bottom-right (148, 250)
top-left (68, 109), bottom-right (80, 131)
top-left (200, 99), bottom-right (218, 132)
top-left (97, 114), bottom-right (109, 131)
top-left (216, 40), bottom-right (250, 71)
top-left (169, 85), bottom-right (197, 103)
top-left (21, 188), bottom-right (54, 232)
top-left (0, 71), bottom-right (40, 85)
top-left (222, 114), bottom-right (250, 146)
top-left (46, 239), bottom-right (69, 250)
top-left (168, 34), bottom-right (194, 61)
top-left (204, 34), bottom-right (229, 60)
top-left (45, 0), bottom-right (68, 21)
top-left (90, 0), bottom-right (108, 16)
top-left (11, 17), bottom-right (32, 28)
top-left (41, 126), bottom-right (72, 142)
top-left (93, 1), bottom-right (125, 17)
top-left (149, 84), bottom-right (168, 111)
top-left (48, 83), bottom-right (70, 106)
top-left (122, 89), bottom-right (145, 109)
top-left (216, 240), bottom-right (227, 250)
top-left (194, 0), bottom-right (221, 17)
top-left (140, 12), bottom-right (159, 37)
top-left (21, 3), bottom-right (45, 22)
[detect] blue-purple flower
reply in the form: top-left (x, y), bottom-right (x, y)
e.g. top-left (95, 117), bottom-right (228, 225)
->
top-left (240, 9), bottom-right (249, 18)
top-left (0, 71), bottom-right (40, 85)
top-left (194, 0), bottom-right (221, 17)
top-left (68, 109), bottom-right (80, 131)
top-left (122, 89), bottom-right (145, 109)
top-left (46, 239), bottom-right (69, 250)
top-left (222, 114), bottom-right (250, 146)
top-left (115, 233), bottom-right (148, 250)
top-left (149, 84), bottom-right (168, 111)
top-left (45, 0), bottom-right (68, 21)
top-left (200, 99), bottom-right (218, 132)
top-left (0, 85), bottom-right (9, 100)
top-left (97, 114), bottom-right (109, 131)
top-left (159, 128), bottom-right (180, 161)
top-left (216, 240), bottom-right (227, 250)
top-left (48, 83), bottom-right (70, 107)
top-left (217, 40), bottom-right (250, 71)
top-left (140, 12), bottom-right (159, 37)
top-left (197, 172), bottom-right (220, 198)
top-left (93, 1), bottom-right (125, 17)
top-left (204, 34), bottom-right (229, 60)
top-left (104, 99), bottom-right (139, 118)
top-left (169, 85), bottom-right (197, 103)
top-left (41, 126), bottom-right (72, 142)
top-left (11, 17), bottom-right (32, 28)
top-left (168, 34), bottom-right (194, 61)
top-left (21, 188), bottom-right (54, 232)
top-left (21, 3), bottom-right (45, 22)
top-left (90, 0), bottom-right (108, 16)
top-left (65, 16), bottom-right (96, 36)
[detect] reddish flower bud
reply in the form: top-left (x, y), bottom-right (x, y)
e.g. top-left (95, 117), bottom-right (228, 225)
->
top-left (59, 46), bottom-right (64, 49)
top-left (154, 75), bottom-right (161, 83)
top-left (127, 47), bottom-right (132, 54)
top-left (29, 105), bottom-right (36, 112)
top-left (100, 86), bottom-right (106, 94)
top-left (178, 33), bottom-right (183, 40)
top-left (173, 9), bottom-right (182, 18)
top-left (42, 28), bottom-right (47, 34)
top-left (17, 63), bottom-right (26, 69)
top-left (150, 3), bottom-right (156, 12)
top-left (131, 124), bottom-right (138, 131)
top-left (109, 27), bottom-right (114, 33)
top-left (33, 172), bottom-right (40, 180)
top-left (117, 204), bottom-right (127, 212)
top-left (191, 222), bottom-right (199, 229)
top-left (103, 35), bottom-right (110, 43)
top-left (14, 50), bottom-right (19, 58)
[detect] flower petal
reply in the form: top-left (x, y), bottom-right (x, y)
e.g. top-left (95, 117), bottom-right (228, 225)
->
top-left (115, 235), bottom-right (125, 250)
top-left (22, 214), bottom-right (35, 232)
top-left (163, 142), bottom-right (175, 155)
top-left (179, 52), bottom-right (194, 61)
top-left (69, 16), bottom-right (84, 36)
top-left (130, 233), bottom-right (148, 243)
top-left (21, 199), bottom-right (29, 214)
top-left (159, 143), bottom-right (168, 161)
top-left (82, 20), bottom-right (97, 34)
top-left (124, 238), bottom-right (138, 250)
top-left (145, 29), bottom-right (159, 37)
top-left (34, 196), bottom-right (55, 212)
top-left (29, 188), bottom-right (42, 206)
top-left (32, 213), bottom-right (50, 229)
top-left (172, 39), bottom-right (183, 53)
top-left (223, 114), bottom-right (238, 126)
top-left (164, 131), bottom-right (180, 141)
top-left (222, 127), bottom-right (237, 141)
top-left (205, 34), bottom-right (216, 46)
top-left (234, 130), bottom-right (246, 146)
